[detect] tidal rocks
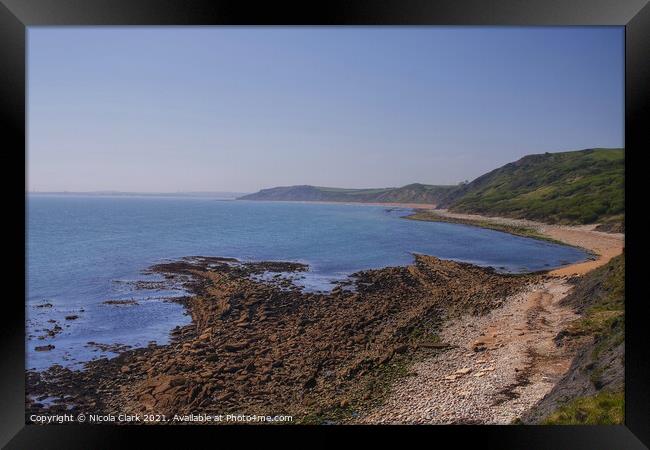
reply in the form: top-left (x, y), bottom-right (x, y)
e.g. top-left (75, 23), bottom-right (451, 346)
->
top-left (37, 323), bottom-right (63, 340)
top-left (26, 254), bottom-right (534, 423)
top-left (103, 299), bottom-right (139, 306)
top-left (35, 345), bottom-right (55, 352)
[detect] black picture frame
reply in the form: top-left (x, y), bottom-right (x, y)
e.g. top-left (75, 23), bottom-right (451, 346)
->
top-left (2, 0), bottom-right (648, 447)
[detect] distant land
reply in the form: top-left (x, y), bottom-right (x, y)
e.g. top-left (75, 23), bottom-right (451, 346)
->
top-left (239, 148), bottom-right (624, 228)
top-left (29, 191), bottom-right (247, 199)
top-left (238, 184), bottom-right (459, 205)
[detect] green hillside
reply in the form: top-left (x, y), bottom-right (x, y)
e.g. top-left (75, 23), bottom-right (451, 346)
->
top-left (239, 183), bottom-right (457, 205)
top-left (239, 148), bottom-right (624, 227)
top-left (442, 148), bottom-right (624, 225)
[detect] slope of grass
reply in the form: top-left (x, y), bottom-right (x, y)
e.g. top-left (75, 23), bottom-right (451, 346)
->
top-left (563, 253), bottom-right (624, 341)
top-left (239, 183), bottom-right (457, 205)
top-left (542, 390), bottom-right (623, 425)
top-left (240, 148), bottom-right (624, 227)
top-left (526, 254), bottom-right (625, 424)
top-left (444, 148), bottom-right (624, 225)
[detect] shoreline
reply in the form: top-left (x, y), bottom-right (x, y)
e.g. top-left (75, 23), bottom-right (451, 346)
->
top-left (25, 208), bottom-right (625, 424)
top-left (404, 209), bottom-right (624, 278)
top-left (239, 199), bottom-right (623, 277)
top-left (239, 199), bottom-right (614, 275)
top-left (26, 255), bottom-right (536, 423)
top-left (26, 204), bottom-right (598, 372)
top-left (404, 209), bottom-right (570, 246)
top-left (355, 211), bottom-right (624, 423)
top-left (237, 198), bottom-right (439, 210)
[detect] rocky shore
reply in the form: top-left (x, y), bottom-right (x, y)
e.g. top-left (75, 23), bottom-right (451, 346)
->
top-left (26, 255), bottom-right (534, 424)
top-left (360, 278), bottom-right (578, 424)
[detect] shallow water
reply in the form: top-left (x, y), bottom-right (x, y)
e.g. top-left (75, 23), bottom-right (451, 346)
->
top-left (26, 195), bottom-right (588, 370)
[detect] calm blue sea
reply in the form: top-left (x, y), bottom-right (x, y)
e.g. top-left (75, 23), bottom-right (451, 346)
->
top-left (26, 195), bottom-right (588, 370)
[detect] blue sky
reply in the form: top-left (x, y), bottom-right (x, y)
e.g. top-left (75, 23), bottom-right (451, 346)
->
top-left (28, 27), bottom-right (624, 193)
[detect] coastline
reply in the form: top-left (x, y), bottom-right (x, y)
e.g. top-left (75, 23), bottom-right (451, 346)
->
top-left (357, 210), bottom-right (624, 424)
top-left (237, 198), bottom-right (439, 210)
top-left (237, 199), bottom-right (622, 277)
top-left (403, 208), bottom-right (624, 277)
top-left (26, 255), bottom-right (536, 423)
top-left (25, 206), bottom-right (625, 424)
top-left (404, 209), bottom-right (568, 245)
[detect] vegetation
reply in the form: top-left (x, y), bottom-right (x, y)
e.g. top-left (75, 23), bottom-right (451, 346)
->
top-left (542, 390), bottom-right (624, 425)
top-left (535, 254), bottom-right (625, 424)
top-left (442, 148), bottom-right (624, 225)
top-left (563, 254), bottom-right (624, 346)
top-left (240, 148), bottom-right (624, 227)
top-left (239, 183), bottom-right (457, 205)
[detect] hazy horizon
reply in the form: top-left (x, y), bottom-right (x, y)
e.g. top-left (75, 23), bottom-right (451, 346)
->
top-left (26, 145), bottom-right (623, 195)
top-left (28, 27), bottom-right (624, 192)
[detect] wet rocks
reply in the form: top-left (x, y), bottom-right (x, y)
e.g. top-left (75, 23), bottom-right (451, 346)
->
top-left (37, 323), bottom-right (63, 340)
top-left (103, 299), bottom-right (139, 306)
top-left (35, 345), bottom-right (55, 352)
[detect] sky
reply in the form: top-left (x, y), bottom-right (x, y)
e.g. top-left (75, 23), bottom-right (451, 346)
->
top-left (27, 27), bottom-right (624, 193)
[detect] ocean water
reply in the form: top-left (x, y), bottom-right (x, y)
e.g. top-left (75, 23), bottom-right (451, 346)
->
top-left (27, 195), bottom-right (588, 370)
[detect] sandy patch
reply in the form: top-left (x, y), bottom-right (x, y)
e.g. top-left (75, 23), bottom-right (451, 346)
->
top-left (431, 210), bottom-right (624, 277)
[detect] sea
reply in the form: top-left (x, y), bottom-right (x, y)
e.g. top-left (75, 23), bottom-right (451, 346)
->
top-left (26, 194), bottom-right (589, 371)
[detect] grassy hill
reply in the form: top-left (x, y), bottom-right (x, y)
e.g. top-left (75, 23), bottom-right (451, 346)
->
top-left (240, 148), bottom-right (624, 227)
top-left (442, 148), bottom-right (624, 225)
top-left (239, 183), bottom-right (458, 205)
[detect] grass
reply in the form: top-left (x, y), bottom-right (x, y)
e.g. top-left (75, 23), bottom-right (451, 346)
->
top-left (241, 148), bottom-right (624, 227)
top-left (565, 254), bottom-right (625, 341)
top-left (240, 183), bottom-right (457, 205)
top-left (445, 148), bottom-right (624, 226)
top-left (542, 390), bottom-right (624, 425)
top-left (566, 255), bottom-right (625, 392)
top-left (541, 254), bottom-right (625, 423)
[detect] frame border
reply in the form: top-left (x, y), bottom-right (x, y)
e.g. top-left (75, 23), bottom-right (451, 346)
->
top-left (2, 0), bottom-right (649, 447)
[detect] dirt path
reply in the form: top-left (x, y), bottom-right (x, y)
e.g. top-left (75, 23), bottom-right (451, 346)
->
top-left (359, 211), bottom-right (624, 424)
